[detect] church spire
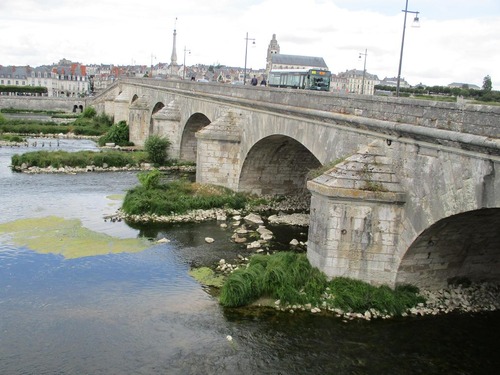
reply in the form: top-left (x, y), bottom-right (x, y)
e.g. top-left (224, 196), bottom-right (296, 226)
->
top-left (266, 34), bottom-right (280, 75)
top-left (171, 17), bottom-right (178, 66)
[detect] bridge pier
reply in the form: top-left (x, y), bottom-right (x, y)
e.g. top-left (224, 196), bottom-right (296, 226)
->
top-left (128, 95), bottom-right (151, 147)
top-left (195, 111), bottom-right (244, 190)
top-left (151, 100), bottom-right (182, 159)
top-left (307, 141), bottom-right (407, 287)
top-left (113, 91), bottom-right (134, 124)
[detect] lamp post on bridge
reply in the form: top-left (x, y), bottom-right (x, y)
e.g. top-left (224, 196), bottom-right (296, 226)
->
top-left (396, 0), bottom-right (420, 97)
top-left (150, 53), bottom-right (156, 78)
top-left (183, 46), bottom-right (191, 80)
top-left (243, 32), bottom-right (255, 85)
top-left (359, 49), bottom-right (367, 95)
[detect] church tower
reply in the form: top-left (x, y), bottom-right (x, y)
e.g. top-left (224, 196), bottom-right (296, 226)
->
top-left (266, 34), bottom-right (280, 76)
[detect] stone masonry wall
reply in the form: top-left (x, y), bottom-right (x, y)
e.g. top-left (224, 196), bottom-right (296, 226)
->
top-left (101, 79), bottom-right (499, 139)
top-left (0, 96), bottom-right (87, 113)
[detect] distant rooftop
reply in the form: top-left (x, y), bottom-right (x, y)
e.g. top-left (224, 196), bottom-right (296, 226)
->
top-left (448, 82), bottom-right (481, 90)
top-left (271, 54), bottom-right (328, 69)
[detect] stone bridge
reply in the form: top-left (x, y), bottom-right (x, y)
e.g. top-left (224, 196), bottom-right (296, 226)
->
top-left (90, 78), bottom-right (500, 290)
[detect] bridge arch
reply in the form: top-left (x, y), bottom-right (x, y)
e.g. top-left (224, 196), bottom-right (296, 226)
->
top-left (180, 112), bottom-right (211, 162)
top-left (239, 134), bottom-right (321, 196)
top-left (396, 208), bottom-right (500, 289)
top-left (149, 102), bottom-right (165, 134)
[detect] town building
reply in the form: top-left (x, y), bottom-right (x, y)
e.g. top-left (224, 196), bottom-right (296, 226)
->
top-left (379, 76), bottom-right (411, 89)
top-left (448, 82), bottom-right (481, 90)
top-left (0, 59), bottom-right (90, 97)
top-left (333, 69), bottom-right (380, 95)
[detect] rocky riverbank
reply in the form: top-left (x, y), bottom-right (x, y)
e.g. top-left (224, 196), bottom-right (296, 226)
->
top-left (267, 282), bottom-right (500, 321)
top-left (146, 208), bottom-right (499, 320)
top-left (13, 163), bottom-right (196, 174)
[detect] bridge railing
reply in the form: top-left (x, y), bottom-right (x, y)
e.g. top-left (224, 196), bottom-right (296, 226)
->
top-left (88, 77), bottom-right (499, 158)
top-left (104, 77), bottom-right (500, 140)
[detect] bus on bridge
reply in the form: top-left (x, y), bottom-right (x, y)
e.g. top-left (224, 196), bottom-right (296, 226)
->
top-left (268, 68), bottom-right (331, 91)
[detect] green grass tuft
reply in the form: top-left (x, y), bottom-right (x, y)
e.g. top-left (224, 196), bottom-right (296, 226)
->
top-left (219, 252), bottom-right (424, 316)
top-left (121, 179), bottom-right (249, 216)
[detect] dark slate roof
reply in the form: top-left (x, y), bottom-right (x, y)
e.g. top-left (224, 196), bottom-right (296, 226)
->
top-left (271, 54), bottom-right (328, 69)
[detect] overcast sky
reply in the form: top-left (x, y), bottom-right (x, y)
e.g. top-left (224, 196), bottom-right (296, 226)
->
top-left (1, 0), bottom-right (499, 89)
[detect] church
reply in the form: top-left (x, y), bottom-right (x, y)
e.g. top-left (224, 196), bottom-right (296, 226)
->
top-left (265, 34), bottom-right (329, 78)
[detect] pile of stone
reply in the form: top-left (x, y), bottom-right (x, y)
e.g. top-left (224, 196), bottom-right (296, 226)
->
top-left (216, 256), bottom-right (249, 275)
top-left (411, 282), bottom-right (500, 315)
top-left (123, 207), bottom-right (234, 224)
top-left (228, 213), bottom-right (274, 254)
top-left (14, 163), bottom-right (196, 174)
top-left (249, 194), bottom-right (311, 213)
top-left (268, 212), bottom-right (310, 227)
top-left (270, 282), bottom-right (500, 320)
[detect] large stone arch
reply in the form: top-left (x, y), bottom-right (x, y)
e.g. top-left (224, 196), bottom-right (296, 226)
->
top-left (180, 112), bottom-right (211, 162)
top-left (396, 208), bottom-right (500, 289)
top-left (239, 134), bottom-right (321, 196)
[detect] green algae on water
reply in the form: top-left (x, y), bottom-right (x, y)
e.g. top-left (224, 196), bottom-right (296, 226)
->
top-left (0, 216), bottom-right (151, 259)
top-left (189, 267), bottom-right (226, 288)
top-left (106, 194), bottom-right (124, 201)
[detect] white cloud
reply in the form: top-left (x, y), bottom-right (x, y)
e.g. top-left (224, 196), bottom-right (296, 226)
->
top-left (1, 0), bottom-right (499, 89)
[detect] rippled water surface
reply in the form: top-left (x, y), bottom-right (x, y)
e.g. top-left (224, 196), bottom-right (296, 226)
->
top-left (0, 139), bottom-right (499, 374)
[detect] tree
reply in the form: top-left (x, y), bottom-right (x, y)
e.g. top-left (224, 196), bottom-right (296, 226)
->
top-left (482, 75), bottom-right (492, 92)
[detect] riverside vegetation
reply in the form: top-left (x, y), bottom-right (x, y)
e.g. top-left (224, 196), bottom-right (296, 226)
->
top-left (0, 107), bottom-right (114, 137)
top-left (119, 169), bottom-right (434, 318)
top-left (119, 169), bottom-right (499, 319)
top-left (7, 108), bottom-right (177, 172)
top-left (219, 252), bottom-right (424, 315)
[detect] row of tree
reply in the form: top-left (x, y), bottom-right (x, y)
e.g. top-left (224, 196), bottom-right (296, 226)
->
top-left (0, 85), bottom-right (48, 95)
top-left (375, 76), bottom-right (499, 103)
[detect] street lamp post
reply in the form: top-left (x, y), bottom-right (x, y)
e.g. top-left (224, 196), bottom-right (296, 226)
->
top-left (183, 46), bottom-right (191, 80)
top-left (150, 53), bottom-right (156, 78)
top-left (359, 49), bottom-right (367, 95)
top-left (243, 32), bottom-right (255, 85)
top-left (396, 0), bottom-right (420, 97)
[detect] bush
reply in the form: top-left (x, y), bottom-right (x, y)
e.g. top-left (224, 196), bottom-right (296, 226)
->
top-left (327, 277), bottom-right (425, 315)
top-left (219, 252), bottom-right (425, 315)
top-left (121, 180), bottom-right (248, 216)
top-left (81, 107), bottom-right (97, 118)
top-left (144, 135), bottom-right (171, 165)
top-left (137, 169), bottom-right (162, 190)
top-left (98, 121), bottom-right (131, 146)
top-left (220, 252), bottom-right (327, 307)
top-left (11, 150), bottom-right (146, 169)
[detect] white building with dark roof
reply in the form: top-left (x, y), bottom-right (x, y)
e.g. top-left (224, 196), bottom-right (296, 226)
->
top-left (0, 60), bottom-right (89, 97)
top-left (334, 69), bottom-right (380, 95)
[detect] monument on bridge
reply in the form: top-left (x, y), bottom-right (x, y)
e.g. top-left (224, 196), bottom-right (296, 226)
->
top-left (168, 18), bottom-right (180, 79)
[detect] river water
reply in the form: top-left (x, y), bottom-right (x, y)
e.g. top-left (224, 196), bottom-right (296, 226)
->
top-left (0, 139), bottom-right (498, 374)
